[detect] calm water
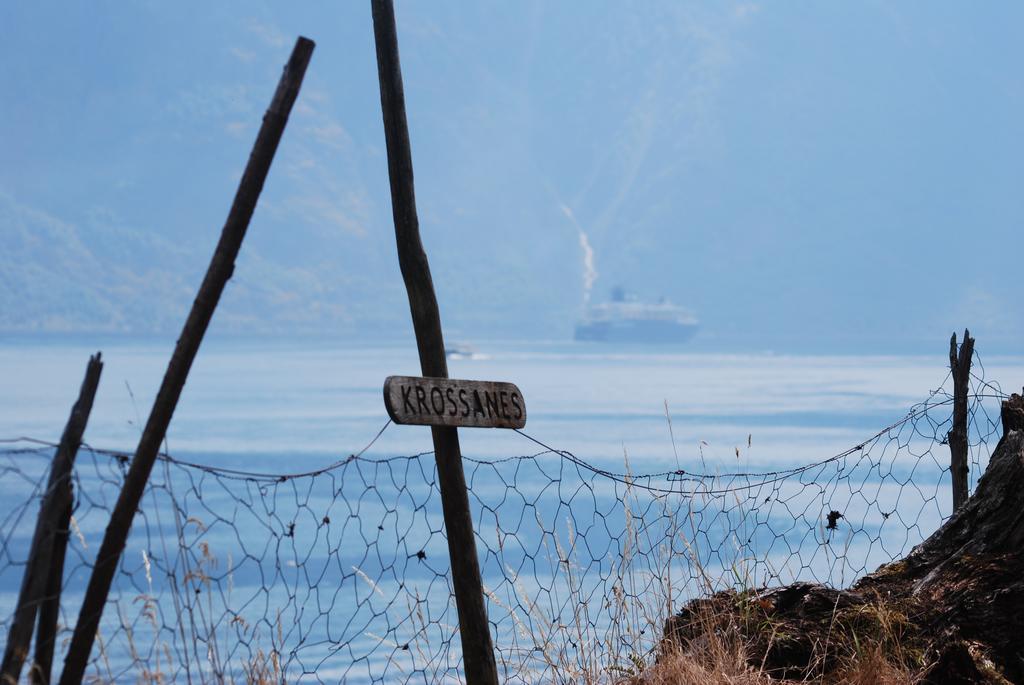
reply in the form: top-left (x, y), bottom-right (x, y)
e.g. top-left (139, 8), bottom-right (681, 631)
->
top-left (2, 339), bottom-right (1021, 682)
top-left (5, 338), bottom-right (1020, 470)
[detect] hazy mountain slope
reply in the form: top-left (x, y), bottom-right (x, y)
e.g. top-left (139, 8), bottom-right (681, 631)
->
top-left (1, 2), bottom-right (1021, 350)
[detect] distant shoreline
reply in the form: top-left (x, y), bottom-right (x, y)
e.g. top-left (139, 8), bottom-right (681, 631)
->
top-left (2, 330), bottom-right (1022, 357)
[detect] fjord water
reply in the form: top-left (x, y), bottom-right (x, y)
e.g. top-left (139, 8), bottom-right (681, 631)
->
top-left (2, 338), bottom-right (1022, 681)
top-left (6, 338), bottom-right (1021, 471)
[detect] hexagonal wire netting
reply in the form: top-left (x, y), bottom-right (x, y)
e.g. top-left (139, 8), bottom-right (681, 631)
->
top-left (0, 351), bottom-right (1009, 683)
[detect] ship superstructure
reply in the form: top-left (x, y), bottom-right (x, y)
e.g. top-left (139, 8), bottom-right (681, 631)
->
top-left (574, 288), bottom-right (698, 344)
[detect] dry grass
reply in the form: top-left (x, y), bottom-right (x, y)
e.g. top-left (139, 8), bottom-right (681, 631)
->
top-left (634, 642), bottom-right (922, 685)
top-left (87, 513), bottom-right (284, 685)
top-left (98, 480), bottom-right (928, 685)
top-left (628, 596), bottom-right (926, 685)
top-left (482, 440), bottom-right (931, 684)
top-left (82, 428), bottom-right (931, 684)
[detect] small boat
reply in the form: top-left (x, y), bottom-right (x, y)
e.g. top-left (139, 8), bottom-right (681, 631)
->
top-left (445, 343), bottom-right (488, 360)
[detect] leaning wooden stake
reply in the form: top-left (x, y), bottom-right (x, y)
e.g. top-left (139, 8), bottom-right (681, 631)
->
top-left (32, 365), bottom-right (105, 685)
top-left (0, 353), bottom-right (103, 685)
top-left (58, 38), bottom-right (314, 685)
top-left (370, 2), bottom-right (499, 683)
top-left (948, 329), bottom-right (974, 511)
top-left (30, 486), bottom-right (72, 685)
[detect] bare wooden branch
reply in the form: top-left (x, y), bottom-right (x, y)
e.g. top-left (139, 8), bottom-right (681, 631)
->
top-left (58, 38), bottom-right (314, 685)
top-left (1, 353), bottom-right (103, 685)
top-left (370, 2), bottom-right (499, 682)
top-left (948, 329), bottom-right (974, 511)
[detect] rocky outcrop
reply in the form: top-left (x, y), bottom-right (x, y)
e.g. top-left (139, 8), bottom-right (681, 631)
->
top-left (663, 394), bottom-right (1024, 684)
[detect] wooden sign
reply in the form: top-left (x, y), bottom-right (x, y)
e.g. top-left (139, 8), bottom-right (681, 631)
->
top-left (384, 376), bottom-right (527, 429)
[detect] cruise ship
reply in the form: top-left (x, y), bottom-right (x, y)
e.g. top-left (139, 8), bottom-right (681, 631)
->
top-left (574, 288), bottom-right (698, 344)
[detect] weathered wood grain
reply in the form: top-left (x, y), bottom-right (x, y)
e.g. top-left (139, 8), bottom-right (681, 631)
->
top-left (948, 329), bottom-right (974, 511)
top-left (385, 376), bottom-right (527, 429)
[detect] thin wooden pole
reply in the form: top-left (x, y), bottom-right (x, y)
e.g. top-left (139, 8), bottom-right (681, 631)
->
top-left (948, 329), bottom-right (974, 510)
top-left (30, 494), bottom-right (71, 685)
top-left (32, 370), bottom-right (103, 681)
top-left (1, 353), bottom-right (103, 685)
top-left (370, 3), bottom-right (499, 683)
top-left (58, 37), bottom-right (314, 685)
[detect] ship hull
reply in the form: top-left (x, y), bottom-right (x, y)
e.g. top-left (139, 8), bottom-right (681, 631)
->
top-left (574, 319), bottom-right (698, 344)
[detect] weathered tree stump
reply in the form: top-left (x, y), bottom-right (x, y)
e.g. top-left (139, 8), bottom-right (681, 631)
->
top-left (663, 394), bottom-right (1024, 684)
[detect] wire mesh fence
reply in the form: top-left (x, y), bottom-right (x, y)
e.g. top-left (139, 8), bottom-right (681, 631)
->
top-left (0, 353), bottom-right (1010, 683)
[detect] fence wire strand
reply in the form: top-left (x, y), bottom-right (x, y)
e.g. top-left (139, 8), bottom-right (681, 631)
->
top-left (0, 353), bottom-right (1010, 683)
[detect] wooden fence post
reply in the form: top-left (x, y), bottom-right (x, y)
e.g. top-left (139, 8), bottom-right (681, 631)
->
top-left (948, 329), bottom-right (974, 511)
top-left (1, 353), bottom-right (103, 685)
top-left (370, 2), bottom-right (499, 683)
top-left (30, 489), bottom-right (72, 685)
top-left (57, 38), bottom-right (314, 685)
